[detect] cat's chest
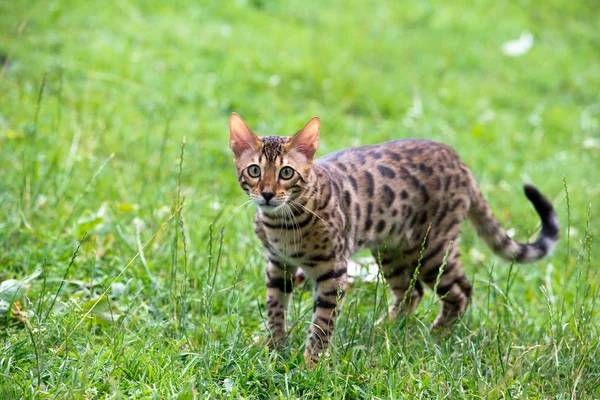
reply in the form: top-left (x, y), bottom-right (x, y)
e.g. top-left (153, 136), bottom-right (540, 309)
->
top-left (254, 212), bottom-right (337, 266)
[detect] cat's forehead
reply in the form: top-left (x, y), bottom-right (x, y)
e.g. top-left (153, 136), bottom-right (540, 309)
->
top-left (259, 136), bottom-right (288, 163)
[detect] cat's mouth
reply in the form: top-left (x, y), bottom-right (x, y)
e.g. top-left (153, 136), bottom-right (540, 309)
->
top-left (256, 200), bottom-right (286, 213)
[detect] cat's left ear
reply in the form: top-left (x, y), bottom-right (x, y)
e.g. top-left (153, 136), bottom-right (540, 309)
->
top-left (287, 117), bottom-right (320, 159)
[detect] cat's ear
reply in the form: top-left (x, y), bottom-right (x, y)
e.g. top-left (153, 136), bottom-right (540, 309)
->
top-left (229, 113), bottom-right (260, 157)
top-left (287, 117), bottom-right (320, 159)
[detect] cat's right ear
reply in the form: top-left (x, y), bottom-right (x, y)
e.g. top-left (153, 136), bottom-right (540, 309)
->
top-left (229, 113), bottom-right (260, 157)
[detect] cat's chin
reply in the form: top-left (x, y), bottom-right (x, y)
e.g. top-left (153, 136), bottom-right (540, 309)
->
top-left (257, 203), bottom-right (285, 214)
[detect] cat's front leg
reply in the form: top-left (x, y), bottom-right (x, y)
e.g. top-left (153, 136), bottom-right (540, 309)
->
top-left (265, 257), bottom-right (297, 348)
top-left (304, 260), bottom-right (347, 364)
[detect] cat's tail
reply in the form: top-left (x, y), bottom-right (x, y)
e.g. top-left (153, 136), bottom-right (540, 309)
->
top-left (467, 183), bottom-right (559, 263)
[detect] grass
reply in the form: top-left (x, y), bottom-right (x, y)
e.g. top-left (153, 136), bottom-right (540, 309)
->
top-left (1, 0), bottom-right (599, 398)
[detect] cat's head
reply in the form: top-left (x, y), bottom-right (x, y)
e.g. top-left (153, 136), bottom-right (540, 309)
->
top-left (229, 113), bottom-right (320, 213)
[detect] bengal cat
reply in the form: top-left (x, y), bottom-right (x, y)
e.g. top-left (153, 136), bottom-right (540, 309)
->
top-left (228, 113), bottom-right (559, 364)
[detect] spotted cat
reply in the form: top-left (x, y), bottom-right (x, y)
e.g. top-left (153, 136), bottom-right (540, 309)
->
top-left (228, 113), bottom-right (559, 363)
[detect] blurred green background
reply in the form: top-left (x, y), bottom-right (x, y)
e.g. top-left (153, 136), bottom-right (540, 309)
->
top-left (0, 1), bottom-right (598, 398)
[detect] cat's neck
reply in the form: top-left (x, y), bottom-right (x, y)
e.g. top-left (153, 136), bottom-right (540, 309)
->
top-left (297, 164), bottom-right (333, 212)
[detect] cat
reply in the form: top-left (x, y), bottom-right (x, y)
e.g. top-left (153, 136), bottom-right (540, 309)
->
top-left (228, 113), bottom-right (559, 364)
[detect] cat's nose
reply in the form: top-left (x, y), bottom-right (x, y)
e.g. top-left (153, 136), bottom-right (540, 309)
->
top-left (261, 191), bottom-right (275, 204)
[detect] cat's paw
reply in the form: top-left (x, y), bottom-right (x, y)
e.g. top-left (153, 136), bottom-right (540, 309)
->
top-left (295, 269), bottom-right (307, 285)
top-left (252, 335), bottom-right (267, 347)
top-left (253, 335), bottom-right (285, 351)
top-left (303, 355), bottom-right (318, 368)
top-left (303, 349), bottom-right (321, 368)
top-left (303, 342), bottom-right (331, 367)
top-left (375, 310), bottom-right (398, 326)
top-left (430, 319), bottom-right (456, 338)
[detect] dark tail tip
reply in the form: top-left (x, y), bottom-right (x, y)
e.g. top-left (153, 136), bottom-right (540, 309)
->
top-left (523, 184), bottom-right (559, 240)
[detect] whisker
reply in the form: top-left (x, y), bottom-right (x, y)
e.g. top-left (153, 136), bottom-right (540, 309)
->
top-left (285, 203), bottom-right (303, 250)
top-left (290, 200), bottom-right (334, 233)
top-left (222, 193), bottom-right (255, 208)
top-left (281, 205), bottom-right (292, 251)
top-left (280, 203), bottom-right (289, 244)
top-left (299, 185), bottom-right (324, 201)
top-left (224, 198), bottom-right (256, 225)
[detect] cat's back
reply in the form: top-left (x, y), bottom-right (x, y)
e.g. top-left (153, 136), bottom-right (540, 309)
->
top-left (316, 139), bottom-right (464, 174)
top-left (313, 138), bottom-right (473, 250)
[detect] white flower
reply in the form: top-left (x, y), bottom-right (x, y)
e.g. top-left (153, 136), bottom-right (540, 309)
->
top-left (583, 138), bottom-right (600, 149)
top-left (502, 32), bottom-right (534, 57)
top-left (268, 75), bottom-right (281, 87)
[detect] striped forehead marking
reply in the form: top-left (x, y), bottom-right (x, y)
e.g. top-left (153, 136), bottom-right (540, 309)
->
top-left (260, 136), bottom-right (287, 163)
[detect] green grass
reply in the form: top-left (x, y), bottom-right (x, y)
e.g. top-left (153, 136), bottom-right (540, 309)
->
top-left (1, 0), bottom-right (599, 398)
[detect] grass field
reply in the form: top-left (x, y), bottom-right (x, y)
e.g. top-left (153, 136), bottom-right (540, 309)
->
top-left (1, 1), bottom-right (599, 398)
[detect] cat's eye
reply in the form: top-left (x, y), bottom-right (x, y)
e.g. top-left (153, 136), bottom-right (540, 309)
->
top-left (247, 164), bottom-right (261, 178)
top-left (279, 166), bottom-right (294, 180)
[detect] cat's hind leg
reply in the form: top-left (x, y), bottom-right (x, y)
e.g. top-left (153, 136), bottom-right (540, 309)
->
top-left (375, 249), bottom-right (424, 324)
top-left (420, 243), bottom-right (473, 333)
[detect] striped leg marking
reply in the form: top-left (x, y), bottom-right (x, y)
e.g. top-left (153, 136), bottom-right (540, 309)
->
top-left (421, 246), bottom-right (473, 333)
top-left (265, 258), bottom-right (297, 347)
top-left (378, 259), bottom-right (424, 324)
top-left (304, 261), bottom-right (347, 364)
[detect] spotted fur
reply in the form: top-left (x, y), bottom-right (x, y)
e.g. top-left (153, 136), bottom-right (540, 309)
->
top-left (228, 113), bottom-right (559, 364)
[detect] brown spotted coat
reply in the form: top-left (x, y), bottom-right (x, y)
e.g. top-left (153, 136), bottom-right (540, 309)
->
top-left (229, 113), bottom-right (559, 363)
